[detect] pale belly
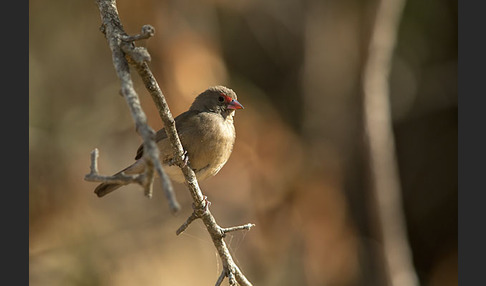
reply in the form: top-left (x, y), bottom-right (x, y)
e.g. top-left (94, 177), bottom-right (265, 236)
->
top-left (162, 162), bottom-right (224, 183)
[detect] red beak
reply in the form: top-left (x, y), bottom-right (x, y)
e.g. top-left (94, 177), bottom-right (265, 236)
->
top-left (227, 99), bottom-right (244, 110)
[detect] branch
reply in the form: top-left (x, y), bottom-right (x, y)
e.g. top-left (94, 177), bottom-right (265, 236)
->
top-left (221, 224), bottom-right (256, 236)
top-left (175, 212), bottom-right (198, 236)
top-left (85, 148), bottom-right (147, 186)
top-left (89, 0), bottom-right (180, 213)
top-left (362, 0), bottom-right (419, 285)
top-left (133, 55), bottom-right (254, 286)
top-left (93, 0), bottom-right (254, 285)
top-left (216, 269), bottom-right (227, 286)
top-left (121, 24), bottom-right (155, 42)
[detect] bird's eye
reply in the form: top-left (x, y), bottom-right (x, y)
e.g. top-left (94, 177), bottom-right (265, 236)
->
top-left (218, 96), bottom-right (225, 102)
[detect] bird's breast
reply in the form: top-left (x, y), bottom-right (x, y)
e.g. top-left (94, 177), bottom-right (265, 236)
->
top-left (182, 116), bottom-right (236, 180)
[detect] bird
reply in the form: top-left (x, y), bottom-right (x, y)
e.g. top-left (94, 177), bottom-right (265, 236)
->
top-left (94, 85), bottom-right (244, 197)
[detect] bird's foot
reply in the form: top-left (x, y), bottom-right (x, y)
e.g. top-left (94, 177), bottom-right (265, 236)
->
top-left (192, 195), bottom-right (211, 215)
top-left (203, 195), bottom-right (211, 211)
top-left (168, 150), bottom-right (189, 167)
top-left (181, 150), bottom-right (189, 167)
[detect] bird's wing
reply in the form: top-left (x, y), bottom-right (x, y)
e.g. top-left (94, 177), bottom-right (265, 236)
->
top-left (134, 128), bottom-right (168, 160)
top-left (134, 110), bottom-right (201, 161)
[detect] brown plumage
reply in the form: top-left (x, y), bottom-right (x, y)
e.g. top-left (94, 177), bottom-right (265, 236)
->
top-left (94, 86), bottom-right (244, 197)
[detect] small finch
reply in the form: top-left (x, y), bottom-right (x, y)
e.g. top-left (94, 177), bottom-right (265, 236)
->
top-left (94, 85), bottom-right (244, 197)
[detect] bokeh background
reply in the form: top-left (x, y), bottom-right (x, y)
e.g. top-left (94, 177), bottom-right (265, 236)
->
top-left (29, 0), bottom-right (457, 285)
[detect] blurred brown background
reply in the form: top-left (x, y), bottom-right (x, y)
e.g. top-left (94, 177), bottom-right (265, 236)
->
top-left (29, 0), bottom-right (457, 285)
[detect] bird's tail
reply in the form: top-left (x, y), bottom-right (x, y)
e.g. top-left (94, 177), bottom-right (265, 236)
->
top-left (94, 181), bottom-right (125, 197)
top-left (93, 160), bottom-right (145, 197)
top-left (93, 164), bottom-right (137, 197)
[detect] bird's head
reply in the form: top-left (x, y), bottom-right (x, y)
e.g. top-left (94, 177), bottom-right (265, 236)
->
top-left (190, 86), bottom-right (244, 118)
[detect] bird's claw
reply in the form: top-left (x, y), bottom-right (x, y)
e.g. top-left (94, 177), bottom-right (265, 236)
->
top-left (203, 196), bottom-right (211, 211)
top-left (181, 150), bottom-right (189, 167)
top-left (192, 195), bottom-right (211, 214)
top-left (168, 150), bottom-right (189, 167)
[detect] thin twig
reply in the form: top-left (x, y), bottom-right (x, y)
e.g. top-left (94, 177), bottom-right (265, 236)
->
top-left (121, 24), bottom-right (155, 42)
top-left (85, 148), bottom-right (147, 186)
top-left (362, 0), bottom-right (419, 285)
top-left (93, 0), bottom-right (180, 213)
top-left (220, 224), bottom-right (256, 236)
top-left (215, 269), bottom-right (226, 286)
top-left (175, 212), bottom-right (198, 235)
